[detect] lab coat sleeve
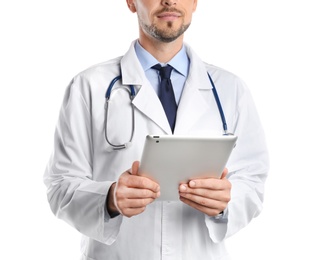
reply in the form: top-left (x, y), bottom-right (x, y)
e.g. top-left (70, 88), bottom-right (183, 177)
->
top-left (205, 83), bottom-right (269, 243)
top-left (44, 76), bottom-right (122, 245)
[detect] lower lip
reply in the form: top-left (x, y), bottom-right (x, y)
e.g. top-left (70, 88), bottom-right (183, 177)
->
top-left (158, 15), bottom-right (180, 22)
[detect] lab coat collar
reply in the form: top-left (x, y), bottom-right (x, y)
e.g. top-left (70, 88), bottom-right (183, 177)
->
top-left (174, 44), bottom-right (212, 134)
top-left (121, 41), bottom-right (144, 86)
top-left (121, 41), bottom-right (172, 134)
top-left (120, 40), bottom-right (212, 134)
top-left (184, 43), bottom-right (211, 90)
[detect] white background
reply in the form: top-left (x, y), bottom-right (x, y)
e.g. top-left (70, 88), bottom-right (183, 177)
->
top-left (1, 0), bottom-right (316, 259)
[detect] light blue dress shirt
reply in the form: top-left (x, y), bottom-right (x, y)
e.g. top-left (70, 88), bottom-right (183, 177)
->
top-left (134, 41), bottom-right (189, 105)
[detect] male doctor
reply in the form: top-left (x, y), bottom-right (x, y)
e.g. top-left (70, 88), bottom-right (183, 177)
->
top-left (44, 0), bottom-right (269, 259)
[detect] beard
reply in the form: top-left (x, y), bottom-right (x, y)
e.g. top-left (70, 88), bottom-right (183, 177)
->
top-left (139, 17), bottom-right (191, 43)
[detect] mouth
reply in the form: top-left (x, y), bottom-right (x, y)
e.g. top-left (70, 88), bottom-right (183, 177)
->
top-left (157, 12), bottom-right (181, 21)
top-left (156, 8), bottom-right (182, 22)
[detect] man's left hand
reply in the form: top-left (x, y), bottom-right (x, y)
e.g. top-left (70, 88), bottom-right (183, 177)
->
top-left (179, 168), bottom-right (231, 217)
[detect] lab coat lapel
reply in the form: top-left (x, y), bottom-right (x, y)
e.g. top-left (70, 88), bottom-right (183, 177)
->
top-left (120, 43), bottom-right (172, 134)
top-left (133, 81), bottom-right (172, 134)
top-left (174, 48), bottom-right (212, 134)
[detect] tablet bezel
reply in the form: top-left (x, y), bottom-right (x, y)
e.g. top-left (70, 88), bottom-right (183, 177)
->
top-left (139, 135), bottom-right (238, 201)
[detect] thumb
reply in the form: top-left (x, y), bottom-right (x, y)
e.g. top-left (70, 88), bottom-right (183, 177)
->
top-left (220, 167), bottom-right (229, 179)
top-left (131, 161), bottom-right (140, 175)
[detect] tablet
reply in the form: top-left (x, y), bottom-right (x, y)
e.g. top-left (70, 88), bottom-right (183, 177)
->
top-left (139, 135), bottom-right (238, 201)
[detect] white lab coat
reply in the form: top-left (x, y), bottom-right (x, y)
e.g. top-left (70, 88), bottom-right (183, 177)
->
top-left (44, 40), bottom-right (269, 260)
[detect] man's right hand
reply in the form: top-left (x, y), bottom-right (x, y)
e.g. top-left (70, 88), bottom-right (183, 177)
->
top-left (107, 161), bottom-right (160, 218)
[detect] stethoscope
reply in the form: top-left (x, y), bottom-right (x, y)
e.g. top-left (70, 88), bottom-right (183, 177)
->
top-left (104, 73), bottom-right (232, 150)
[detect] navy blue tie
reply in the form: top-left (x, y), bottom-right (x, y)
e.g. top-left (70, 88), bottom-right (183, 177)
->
top-left (152, 64), bottom-right (177, 132)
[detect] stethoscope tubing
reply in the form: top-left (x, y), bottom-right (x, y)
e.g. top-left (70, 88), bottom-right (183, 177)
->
top-left (104, 75), bottom-right (136, 150)
top-left (104, 72), bottom-right (231, 150)
top-left (106, 75), bottom-right (136, 100)
top-left (207, 73), bottom-right (229, 135)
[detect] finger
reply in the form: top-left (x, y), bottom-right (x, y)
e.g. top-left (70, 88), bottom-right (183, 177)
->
top-left (220, 168), bottom-right (229, 179)
top-left (116, 194), bottom-right (159, 218)
top-left (180, 187), bottom-right (230, 202)
top-left (180, 192), bottom-right (227, 209)
top-left (131, 161), bottom-right (140, 175)
top-left (179, 196), bottom-right (225, 217)
top-left (118, 186), bottom-right (160, 200)
top-left (188, 168), bottom-right (229, 189)
top-left (124, 197), bottom-right (157, 209)
top-left (115, 186), bottom-right (159, 217)
top-left (119, 170), bottom-right (160, 192)
top-left (188, 178), bottom-right (230, 190)
top-left (128, 176), bottom-right (160, 193)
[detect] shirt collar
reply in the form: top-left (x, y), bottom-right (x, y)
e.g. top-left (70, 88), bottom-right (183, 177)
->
top-left (134, 40), bottom-right (189, 77)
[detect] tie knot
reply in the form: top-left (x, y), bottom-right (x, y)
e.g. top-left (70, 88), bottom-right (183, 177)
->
top-left (152, 64), bottom-right (173, 79)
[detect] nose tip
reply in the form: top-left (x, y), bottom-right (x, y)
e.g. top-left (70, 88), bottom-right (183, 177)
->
top-left (162, 0), bottom-right (176, 6)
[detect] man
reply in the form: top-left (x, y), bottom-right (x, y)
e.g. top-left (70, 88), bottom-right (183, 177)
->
top-left (44, 0), bottom-right (269, 259)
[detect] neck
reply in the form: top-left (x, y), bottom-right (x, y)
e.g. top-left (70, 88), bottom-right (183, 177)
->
top-left (138, 34), bottom-right (184, 63)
